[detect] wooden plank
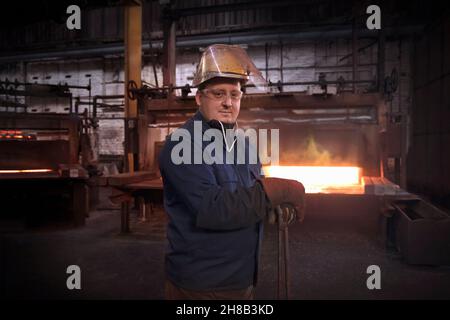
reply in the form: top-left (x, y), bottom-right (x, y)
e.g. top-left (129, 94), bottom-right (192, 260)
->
top-left (106, 171), bottom-right (155, 186)
top-left (126, 178), bottom-right (163, 190)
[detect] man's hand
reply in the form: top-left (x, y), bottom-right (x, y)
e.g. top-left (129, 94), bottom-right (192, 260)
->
top-left (260, 177), bottom-right (305, 222)
top-left (267, 204), bottom-right (302, 225)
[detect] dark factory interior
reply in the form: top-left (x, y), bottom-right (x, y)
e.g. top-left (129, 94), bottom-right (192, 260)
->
top-left (1, 0), bottom-right (450, 302)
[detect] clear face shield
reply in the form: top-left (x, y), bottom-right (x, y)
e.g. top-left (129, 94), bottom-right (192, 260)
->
top-left (193, 44), bottom-right (268, 92)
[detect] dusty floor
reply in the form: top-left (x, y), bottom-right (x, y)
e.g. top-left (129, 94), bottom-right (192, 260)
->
top-left (1, 192), bottom-right (450, 300)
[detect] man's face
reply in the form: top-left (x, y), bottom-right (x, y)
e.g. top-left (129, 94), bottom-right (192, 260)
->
top-left (196, 78), bottom-right (242, 124)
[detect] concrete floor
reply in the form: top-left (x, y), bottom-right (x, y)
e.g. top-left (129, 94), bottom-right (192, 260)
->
top-left (1, 192), bottom-right (450, 300)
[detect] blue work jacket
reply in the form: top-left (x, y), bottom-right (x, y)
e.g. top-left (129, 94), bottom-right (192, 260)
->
top-left (159, 111), bottom-right (268, 291)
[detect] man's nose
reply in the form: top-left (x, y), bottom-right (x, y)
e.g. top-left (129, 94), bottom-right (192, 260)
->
top-left (222, 95), bottom-right (233, 107)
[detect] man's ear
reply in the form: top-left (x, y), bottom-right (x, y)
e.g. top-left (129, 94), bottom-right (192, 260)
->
top-left (195, 91), bottom-right (201, 107)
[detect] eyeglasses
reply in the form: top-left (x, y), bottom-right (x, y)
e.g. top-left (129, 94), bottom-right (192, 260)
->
top-left (201, 89), bottom-right (243, 102)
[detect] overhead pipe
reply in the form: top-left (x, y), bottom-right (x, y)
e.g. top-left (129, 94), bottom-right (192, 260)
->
top-left (0, 26), bottom-right (423, 64)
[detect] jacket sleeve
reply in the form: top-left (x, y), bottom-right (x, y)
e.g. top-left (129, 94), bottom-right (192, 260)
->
top-left (160, 139), bottom-right (269, 231)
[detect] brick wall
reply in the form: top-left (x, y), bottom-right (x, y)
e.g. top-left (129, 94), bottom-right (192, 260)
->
top-left (0, 39), bottom-right (412, 158)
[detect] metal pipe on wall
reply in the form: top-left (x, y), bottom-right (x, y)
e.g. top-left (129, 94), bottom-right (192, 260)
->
top-left (0, 26), bottom-right (423, 64)
top-left (352, 19), bottom-right (358, 93)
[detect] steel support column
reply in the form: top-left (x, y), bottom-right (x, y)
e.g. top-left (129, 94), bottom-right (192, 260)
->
top-left (124, 0), bottom-right (142, 173)
top-left (162, 10), bottom-right (176, 90)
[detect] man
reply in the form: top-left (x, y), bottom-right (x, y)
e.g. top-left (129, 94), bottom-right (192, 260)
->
top-left (159, 44), bottom-right (305, 300)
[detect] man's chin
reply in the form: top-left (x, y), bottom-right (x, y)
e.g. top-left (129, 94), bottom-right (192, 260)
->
top-left (217, 114), bottom-right (235, 124)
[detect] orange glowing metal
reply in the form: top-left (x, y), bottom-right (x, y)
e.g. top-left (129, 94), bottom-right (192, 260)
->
top-left (0, 169), bottom-right (53, 174)
top-left (263, 165), bottom-right (363, 194)
top-left (0, 132), bottom-right (34, 139)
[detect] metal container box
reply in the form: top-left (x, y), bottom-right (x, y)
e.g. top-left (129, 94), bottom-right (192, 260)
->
top-left (392, 200), bottom-right (450, 265)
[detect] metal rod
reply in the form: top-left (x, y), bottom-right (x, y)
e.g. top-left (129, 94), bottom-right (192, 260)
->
top-left (0, 88), bottom-right (72, 98)
top-left (173, 0), bottom-right (317, 17)
top-left (93, 95), bottom-right (125, 119)
top-left (88, 78), bottom-right (92, 117)
top-left (263, 63), bottom-right (378, 71)
top-left (0, 79), bottom-right (91, 91)
top-left (277, 207), bottom-right (290, 299)
top-left (278, 218), bottom-right (283, 299)
top-left (265, 43), bottom-right (269, 82)
top-left (352, 19), bottom-right (358, 93)
top-left (94, 95), bottom-right (124, 100)
top-left (284, 223), bottom-right (290, 299)
top-left (129, 79), bottom-right (375, 95)
top-left (377, 29), bottom-right (386, 92)
top-left (69, 94), bottom-right (73, 115)
top-left (339, 40), bottom-right (377, 62)
top-left (75, 97), bottom-right (80, 114)
top-left (280, 41), bottom-right (284, 85)
top-left (147, 1), bottom-right (159, 88)
top-left (276, 206), bottom-right (291, 299)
